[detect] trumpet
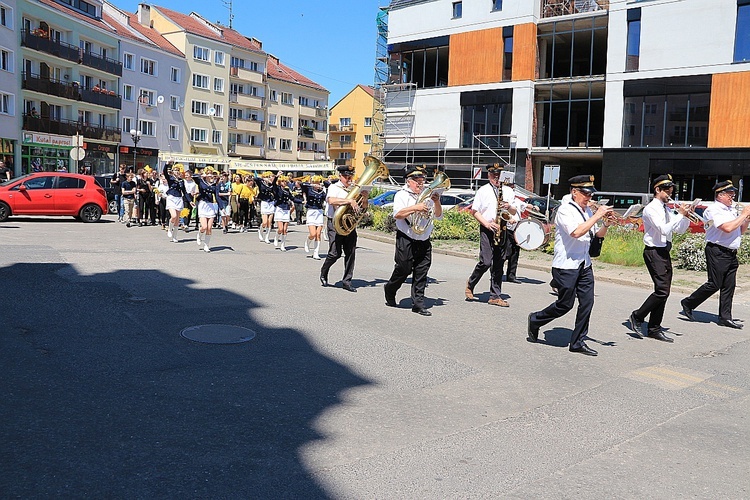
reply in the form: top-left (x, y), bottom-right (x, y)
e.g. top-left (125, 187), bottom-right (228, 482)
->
top-left (667, 197), bottom-right (705, 225)
top-left (587, 202), bottom-right (623, 225)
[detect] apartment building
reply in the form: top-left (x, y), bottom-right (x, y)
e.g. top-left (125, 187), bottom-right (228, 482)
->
top-left (19, 0), bottom-right (122, 175)
top-left (0, 0), bottom-right (17, 174)
top-left (384, 0), bottom-right (750, 200)
top-left (329, 84), bottom-right (379, 175)
top-left (103, 2), bottom-right (186, 170)
top-left (266, 55), bottom-right (328, 163)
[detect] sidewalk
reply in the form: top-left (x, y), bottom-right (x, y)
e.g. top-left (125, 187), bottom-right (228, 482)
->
top-left (358, 229), bottom-right (749, 296)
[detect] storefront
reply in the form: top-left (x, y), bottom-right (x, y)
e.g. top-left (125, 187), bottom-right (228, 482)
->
top-left (119, 146), bottom-right (159, 172)
top-left (1, 138), bottom-right (15, 176)
top-left (81, 141), bottom-right (118, 176)
top-left (21, 132), bottom-right (74, 174)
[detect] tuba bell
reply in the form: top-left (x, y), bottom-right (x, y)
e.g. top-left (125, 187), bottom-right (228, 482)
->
top-left (333, 156), bottom-right (389, 236)
top-left (409, 171), bottom-right (451, 235)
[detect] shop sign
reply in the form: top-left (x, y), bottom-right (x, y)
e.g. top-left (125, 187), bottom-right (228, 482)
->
top-left (119, 146), bottom-right (159, 156)
top-left (22, 132), bottom-right (74, 147)
top-left (228, 160), bottom-right (335, 172)
top-left (84, 142), bottom-right (117, 154)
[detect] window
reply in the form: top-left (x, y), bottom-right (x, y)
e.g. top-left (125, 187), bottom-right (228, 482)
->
top-left (0, 48), bottom-right (12, 72)
top-left (268, 137), bottom-right (276, 149)
top-left (123, 52), bottom-right (134, 70)
top-left (190, 128), bottom-right (208, 142)
top-left (170, 67), bottom-right (180, 83)
top-left (212, 129), bottom-right (222, 144)
top-left (213, 103), bottom-right (223, 118)
top-left (281, 92), bottom-right (293, 105)
top-left (193, 46), bottom-right (209, 61)
top-left (462, 89), bottom-right (513, 148)
top-left (735, 0), bottom-right (750, 62)
top-left (122, 117), bottom-right (132, 133)
top-left (364, 117), bottom-right (372, 127)
top-left (502, 26), bottom-right (513, 81)
top-left (268, 114), bottom-right (277, 126)
top-left (191, 100), bottom-right (208, 115)
top-left (169, 124), bottom-right (179, 140)
top-left (170, 95), bottom-right (179, 111)
top-left (248, 61), bottom-right (260, 72)
top-left (452, 1), bottom-right (462, 18)
top-left (492, 0), bottom-right (502, 11)
top-left (123, 84), bottom-right (133, 101)
top-left (340, 117), bottom-right (351, 127)
top-left (192, 74), bottom-right (209, 89)
top-left (0, 92), bottom-right (13, 114)
top-left (270, 89), bottom-right (278, 102)
top-left (536, 82), bottom-right (604, 148)
top-left (299, 96), bottom-right (310, 106)
top-left (214, 77), bottom-right (224, 92)
top-left (626, 9), bottom-right (642, 71)
top-left (230, 56), bottom-right (244, 68)
top-left (280, 116), bottom-right (293, 128)
top-left (364, 135), bottom-right (372, 144)
top-left (1, 5), bottom-right (13, 29)
top-left (389, 36), bottom-right (450, 89)
top-left (280, 138), bottom-right (292, 151)
top-left (140, 57), bottom-right (156, 76)
top-left (214, 51), bottom-right (225, 65)
top-left (139, 89), bottom-right (155, 106)
top-left (139, 119), bottom-right (155, 136)
top-left (57, 177), bottom-right (84, 189)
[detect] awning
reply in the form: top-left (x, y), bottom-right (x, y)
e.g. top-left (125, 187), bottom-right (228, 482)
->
top-left (158, 152), bottom-right (231, 165)
top-left (228, 160), bottom-right (335, 172)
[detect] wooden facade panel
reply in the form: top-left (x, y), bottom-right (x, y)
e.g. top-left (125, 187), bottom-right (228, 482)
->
top-left (512, 23), bottom-right (537, 82)
top-left (708, 72), bottom-right (750, 148)
top-left (448, 28), bottom-right (504, 86)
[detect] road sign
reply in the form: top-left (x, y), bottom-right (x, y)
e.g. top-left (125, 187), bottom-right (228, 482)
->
top-left (70, 147), bottom-right (86, 161)
top-left (543, 165), bottom-right (560, 185)
top-left (472, 167), bottom-right (482, 180)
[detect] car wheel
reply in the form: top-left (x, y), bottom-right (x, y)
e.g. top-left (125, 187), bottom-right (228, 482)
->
top-left (0, 201), bottom-right (10, 222)
top-left (108, 199), bottom-right (118, 214)
top-left (80, 204), bottom-right (102, 223)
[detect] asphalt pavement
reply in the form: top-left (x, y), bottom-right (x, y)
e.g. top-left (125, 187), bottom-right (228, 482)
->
top-left (1, 215), bottom-right (748, 498)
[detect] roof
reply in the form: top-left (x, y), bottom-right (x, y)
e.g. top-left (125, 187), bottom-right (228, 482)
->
top-left (101, 6), bottom-right (183, 57)
top-left (267, 56), bottom-right (328, 93)
top-left (153, 6), bottom-right (227, 42)
top-left (36, 0), bottom-right (114, 33)
top-left (331, 84), bottom-right (378, 109)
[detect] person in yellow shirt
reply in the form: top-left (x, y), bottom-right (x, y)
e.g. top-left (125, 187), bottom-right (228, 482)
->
top-left (230, 173), bottom-right (244, 229)
top-left (238, 176), bottom-right (259, 232)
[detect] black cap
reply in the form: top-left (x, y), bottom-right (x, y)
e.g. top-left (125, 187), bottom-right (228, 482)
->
top-left (652, 174), bottom-right (674, 191)
top-left (713, 180), bottom-right (738, 194)
top-left (405, 164), bottom-right (427, 178)
top-left (486, 163), bottom-right (504, 173)
top-left (337, 164), bottom-right (355, 175)
top-left (569, 175), bottom-right (597, 193)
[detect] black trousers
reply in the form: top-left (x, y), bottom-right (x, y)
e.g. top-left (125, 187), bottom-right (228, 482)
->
top-left (238, 198), bottom-right (250, 227)
top-left (467, 225), bottom-right (506, 299)
top-left (320, 220), bottom-right (357, 286)
top-left (683, 242), bottom-right (739, 321)
top-left (504, 229), bottom-right (520, 280)
top-left (384, 231), bottom-right (432, 309)
top-left (530, 263), bottom-right (595, 349)
top-left (634, 244), bottom-right (672, 332)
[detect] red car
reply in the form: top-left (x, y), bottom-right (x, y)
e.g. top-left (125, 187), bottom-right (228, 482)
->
top-left (0, 173), bottom-right (108, 223)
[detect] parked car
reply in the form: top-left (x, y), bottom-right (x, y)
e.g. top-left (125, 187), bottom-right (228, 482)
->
top-left (371, 190), bottom-right (398, 207)
top-left (628, 202), bottom-right (707, 234)
top-left (94, 175), bottom-right (118, 214)
top-left (0, 173), bottom-right (108, 223)
top-left (522, 196), bottom-right (561, 220)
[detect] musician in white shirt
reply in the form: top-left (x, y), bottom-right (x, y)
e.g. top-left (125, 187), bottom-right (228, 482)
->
top-left (629, 175), bottom-right (690, 342)
top-left (681, 180), bottom-right (750, 329)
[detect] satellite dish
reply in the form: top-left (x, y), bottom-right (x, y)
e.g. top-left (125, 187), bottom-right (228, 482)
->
top-left (208, 107), bottom-right (216, 116)
top-left (179, 101), bottom-right (185, 108)
top-left (157, 95), bottom-right (164, 104)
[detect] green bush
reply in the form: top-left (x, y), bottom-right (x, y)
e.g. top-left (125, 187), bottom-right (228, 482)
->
top-left (432, 210), bottom-right (479, 241)
top-left (675, 233), bottom-right (750, 271)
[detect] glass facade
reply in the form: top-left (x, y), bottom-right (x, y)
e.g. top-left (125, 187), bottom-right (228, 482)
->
top-left (22, 144), bottom-right (72, 173)
top-left (538, 16), bottom-right (608, 79)
top-left (535, 82), bottom-right (605, 148)
top-left (388, 36), bottom-right (450, 89)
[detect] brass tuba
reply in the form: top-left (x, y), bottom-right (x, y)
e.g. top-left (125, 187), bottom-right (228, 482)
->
top-left (409, 171), bottom-right (451, 235)
top-left (333, 155), bottom-right (389, 236)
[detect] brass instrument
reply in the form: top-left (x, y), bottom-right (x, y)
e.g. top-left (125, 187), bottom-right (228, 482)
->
top-left (587, 202), bottom-right (633, 226)
top-left (667, 197), bottom-right (705, 225)
top-left (493, 187), bottom-right (512, 246)
top-left (333, 155), bottom-right (389, 236)
top-left (409, 171), bottom-right (451, 235)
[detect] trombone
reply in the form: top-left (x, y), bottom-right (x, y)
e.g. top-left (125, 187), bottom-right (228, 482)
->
top-left (668, 197), bottom-right (705, 225)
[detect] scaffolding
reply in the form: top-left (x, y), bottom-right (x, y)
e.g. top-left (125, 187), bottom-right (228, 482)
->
top-left (371, 6), bottom-right (389, 160)
top-left (470, 133), bottom-right (517, 190)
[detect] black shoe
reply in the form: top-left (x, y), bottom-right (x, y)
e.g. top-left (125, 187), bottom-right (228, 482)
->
top-left (570, 343), bottom-right (598, 356)
top-left (681, 299), bottom-right (695, 321)
top-left (527, 313), bottom-right (539, 342)
top-left (718, 319), bottom-right (743, 329)
top-left (385, 293), bottom-right (397, 307)
top-left (126, 222), bottom-right (131, 228)
top-left (628, 311), bottom-right (644, 338)
top-left (342, 283), bottom-right (357, 293)
top-left (319, 275), bottom-right (328, 287)
top-left (648, 330), bottom-right (674, 342)
top-left (412, 307), bottom-right (432, 316)
top-left (507, 277), bottom-right (521, 284)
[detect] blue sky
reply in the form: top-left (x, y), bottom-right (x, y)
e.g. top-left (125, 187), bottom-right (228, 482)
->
top-left (118, 0), bottom-right (388, 105)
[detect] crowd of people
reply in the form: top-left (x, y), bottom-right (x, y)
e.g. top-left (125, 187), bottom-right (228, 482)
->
top-left (110, 162), bottom-right (749, 356)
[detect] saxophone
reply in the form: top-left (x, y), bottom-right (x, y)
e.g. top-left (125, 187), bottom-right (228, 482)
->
top-left (493, 186), bottom-right (512, 246)
top-left (333, 155), bottom-right (389, 236)
top-left (409, 171), bottom-right (451, 235)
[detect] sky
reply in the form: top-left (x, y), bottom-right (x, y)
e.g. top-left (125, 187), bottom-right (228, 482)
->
top-left (117, 0), bottom-right (388, 106)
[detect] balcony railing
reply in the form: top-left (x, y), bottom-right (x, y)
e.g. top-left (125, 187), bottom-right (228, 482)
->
top-left (329, 124), bottom-right (357, 133)
top-left (23, 114), bottom-right (121, 142)
top-left (329, 140), bottom-right (355, 149)
top-left (334, 158), bottom-right (352, 167)
top-left (21, 30), bottom-right (123, 76)
top-left (541, 0), bottom-right (609, 18)
top-left (22, 73), bottom-right (121, 109)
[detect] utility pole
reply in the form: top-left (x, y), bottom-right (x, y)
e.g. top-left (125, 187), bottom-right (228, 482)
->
top-left (221, 0), bottom-right (234, 28)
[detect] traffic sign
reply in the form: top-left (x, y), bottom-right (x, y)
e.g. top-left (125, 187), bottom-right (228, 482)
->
top-left (543, 165), bottom-right (560, 185)
top-left (70, 147), bottom-right (86, 161)
top-left (472, 167), bottom-right (482, 180)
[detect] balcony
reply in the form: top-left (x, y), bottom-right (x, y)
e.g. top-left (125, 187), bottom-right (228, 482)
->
top-left (299, 105), bottom-right (322, 118)
top-left (229, 65), bottom-right (265, 84)
top-left (329, 140), bottom-right (356, 150)
top-left (229, 117), bottom-right (264, 133)
top-left (329, 124), bottom-right (357, 133)
top-left (229, 143), bottom-right (264, 158)
top-left (297, 150), bottom-right (327, 161)
top-left (334, 158), bottom-right (352, 167)
top-left (541, 0), bottom-right (609, 19)
top-left (21, 30), bottom-right (123, 76)
top-left (229, 92), bottom-right (265, 109)
top-left (22, 73), bottom-right (121, 109)
top-left (23, 114), bottom-right (121, 142)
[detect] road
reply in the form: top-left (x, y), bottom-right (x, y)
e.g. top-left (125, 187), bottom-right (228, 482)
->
top-left (1, 216), bottom-right (748, 498)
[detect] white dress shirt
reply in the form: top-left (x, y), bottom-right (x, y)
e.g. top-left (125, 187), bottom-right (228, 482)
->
top-left (393, 187), bottom-right (442, 240)
top-left (552, 201), bottom-right (597, 269)
top-left (642, 198), bottom-right (689, 247)
top-left (704, 201), bottom-right (742, 250)
top-left (471, 182), bottom-right (501, 223)
top-left (326, 181), bottom-right (349, 218)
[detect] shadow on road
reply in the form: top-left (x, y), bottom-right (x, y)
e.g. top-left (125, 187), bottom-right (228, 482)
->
top-left (0, 263), bottom-right (369, 498)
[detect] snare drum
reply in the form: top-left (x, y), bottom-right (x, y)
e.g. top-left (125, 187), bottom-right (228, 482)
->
top-left (514, 219), bottom-right (549, 250)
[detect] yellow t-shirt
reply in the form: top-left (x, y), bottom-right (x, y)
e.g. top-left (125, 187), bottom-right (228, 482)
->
top-left (239, 185), bottom-right (258, 202)
top-left (231, 182), bottom-right (244, 197)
